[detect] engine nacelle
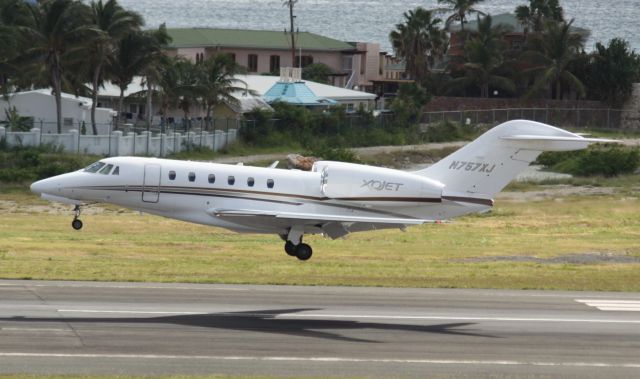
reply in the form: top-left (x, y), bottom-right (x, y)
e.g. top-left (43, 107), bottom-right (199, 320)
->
top-left (312, 161), bottom-right (444, 205)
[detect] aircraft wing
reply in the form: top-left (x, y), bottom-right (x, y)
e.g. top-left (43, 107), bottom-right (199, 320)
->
top-left (208, 208), bottom-right (440, 239)
top-left (210, 208), bottom-right (433, 225)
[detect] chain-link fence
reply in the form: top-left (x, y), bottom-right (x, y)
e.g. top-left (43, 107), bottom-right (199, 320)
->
top-left (421, 108), bottom-right (625, 129)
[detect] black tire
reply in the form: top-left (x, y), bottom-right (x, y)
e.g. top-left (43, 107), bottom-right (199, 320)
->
top-left (284, 241), bottom-right (297, 256)
top-left (295, 243), bottom-right (313, 261)
top-left (71, 219), bottom-right (83, 230)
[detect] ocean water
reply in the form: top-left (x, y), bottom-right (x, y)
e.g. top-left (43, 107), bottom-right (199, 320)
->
top-left (119, 0), bottom-right (639, 53)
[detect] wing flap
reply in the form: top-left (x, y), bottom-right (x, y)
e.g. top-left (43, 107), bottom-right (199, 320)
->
top-left (209, 208), bottom-right (435, 225)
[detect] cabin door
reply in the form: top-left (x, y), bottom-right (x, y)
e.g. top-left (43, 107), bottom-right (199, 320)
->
top-left (142, 164), bottom-right (161, 203)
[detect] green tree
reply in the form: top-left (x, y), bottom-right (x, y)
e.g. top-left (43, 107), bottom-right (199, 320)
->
top-left (390, 82), bottom-right (430, 125)
top-left (515, 0), bottom-right (564, 35)
top-left (302, 63), bottom-right (332, 84)
top-left (588, 39), bottom-right (640, 105)
top-left (0, 0), bottom-right (31, 94)
top-left (86, 0), bottom-right (143, 134)
top-left (522, 20), bottom-right (586, 100)
top-left (107, 24), bottom-right (169, 129)
top-left (19, 0), bottom-right (92, 133)
top-left (389, 7), bottom-right (448, 83)
top-left (447, 15), bottom-right (515, 98)
top-left (199, 54), bottom-right (248, 128)
top-left (437, 0), bottom-right (485, 32)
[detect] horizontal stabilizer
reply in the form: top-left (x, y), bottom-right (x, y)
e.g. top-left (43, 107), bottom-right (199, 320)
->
top-left (501, 135), bottom-right (618, 151)
top-left (209, 208), bottom-right (438, 225)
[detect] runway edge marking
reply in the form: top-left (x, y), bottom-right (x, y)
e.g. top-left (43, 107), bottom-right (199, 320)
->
top-left (0, 353), bottom-right (639, 368)
top-left (576, 299), bottom-right (640, 312)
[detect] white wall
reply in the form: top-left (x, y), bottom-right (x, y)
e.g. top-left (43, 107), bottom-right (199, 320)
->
top-left (0, 126), bottom-right (238, 157)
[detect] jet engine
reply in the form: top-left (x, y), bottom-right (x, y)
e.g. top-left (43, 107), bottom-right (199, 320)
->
top-left (312, 161), bottom-right (444, 206)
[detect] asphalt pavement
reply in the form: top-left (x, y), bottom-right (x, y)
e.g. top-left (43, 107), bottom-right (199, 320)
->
top-left (0, 280), bottom-right (639, 378)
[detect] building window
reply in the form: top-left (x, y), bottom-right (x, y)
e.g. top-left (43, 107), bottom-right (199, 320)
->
top-left (296, 55), bottom-right (314, 68)
top-left (267, 179), bottom-right (274, 189)
top-left (228, 176), bottom-right (235, 185)
top-left (188, 172), bottom-right (196, 182)
top-left (112, 166), bottom-right (119, 175)
top-left (169, 171), bottom-right (176, 180)
top-left (228, 53), bottom-right (236, 63)
top-left (248, 54), bottom-right (258, 72)
top-left (269, 55), bottom-right (280, 73)
top-left (208, 174), bottom-right (216, 184)
top-left (247, 177), bottom-right (255, 187)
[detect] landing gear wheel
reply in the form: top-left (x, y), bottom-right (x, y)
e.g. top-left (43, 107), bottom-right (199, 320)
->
top-left (71, 205), bottom-right (83, 230)
top-left (71, 219), bottom-right (83, 230)
top-left (284, 241), bottom-right (297, 256)
top-left (295, 243), bottom-right (313, 261)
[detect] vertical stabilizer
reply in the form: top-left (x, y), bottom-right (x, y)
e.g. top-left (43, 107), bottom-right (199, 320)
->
top-left (415, 120), bottom-right (614, 199)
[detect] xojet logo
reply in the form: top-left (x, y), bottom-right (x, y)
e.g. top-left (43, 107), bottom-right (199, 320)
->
top-left (361, 179), bottom-right (404, 192)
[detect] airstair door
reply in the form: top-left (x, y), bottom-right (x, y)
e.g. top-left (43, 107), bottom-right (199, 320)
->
top-left (142, 164), bottom-right (161, 203)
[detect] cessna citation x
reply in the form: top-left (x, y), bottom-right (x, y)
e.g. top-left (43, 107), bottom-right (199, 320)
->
top-left (31, 120), bottom-right (612, 260)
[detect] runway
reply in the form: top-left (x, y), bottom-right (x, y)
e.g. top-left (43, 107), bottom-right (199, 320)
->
top-left (0, 280), bottom-right (639, 378)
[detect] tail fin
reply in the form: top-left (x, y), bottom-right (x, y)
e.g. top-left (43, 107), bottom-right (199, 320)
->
top-left (416, 120), bottom-right (615, 198)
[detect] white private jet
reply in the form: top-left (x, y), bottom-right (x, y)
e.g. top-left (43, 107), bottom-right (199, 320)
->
top-left (30, 120), bottom-right (613, 260)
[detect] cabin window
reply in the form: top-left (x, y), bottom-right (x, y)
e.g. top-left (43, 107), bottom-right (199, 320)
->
top-left (112, 166), bottom-right (120, 175)
top-left (168, 171), bottom-right (176, 180)
top-left (267, 179), bottom-right (274, 189)
top-left (98, 164), bottom-right (114, 175)
top-left (228, 176), bottom-right (235, 185)
top-left (247, 177), bottom-right (255, 187)
top-left (84, 161), bottom-right (105, 173)
top-left (208, 174), bottom-right (216, 184)
top-left (188, 172), bottom-right (196, 182)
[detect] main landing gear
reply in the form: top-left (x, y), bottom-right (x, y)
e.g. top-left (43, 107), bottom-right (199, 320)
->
top-left (71, 205), bottom-right (83, 230)
top-left (283, 226), bottom-right (313, 261)
top-left (284, 241), bottom-right (313, 261)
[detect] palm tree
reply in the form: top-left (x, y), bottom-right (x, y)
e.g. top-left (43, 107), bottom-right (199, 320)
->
top-left (19, 0), bottom-right (92, 133)
top-left (515, 0), bottom-right (564, 35)
top-left (86, 0), bottom-right (143, 134)
top-left (107, 24), bottom-right (169, 129)
top-left (437, 0), bottom-right (485, 32)
top-left (447, 15), bottom-right (515, 98)
top-left (0, 0), bottom-right (31, 94)
top-left (389, 7), bottom-right (448, 83)
top-left (522, 20), bottom-right (586, 100)
top-left (199, 54), bottom-right (249, 128)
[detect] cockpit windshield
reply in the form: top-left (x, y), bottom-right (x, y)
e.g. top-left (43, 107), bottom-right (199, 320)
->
top-left (84, 161), bottom-right (106, 173)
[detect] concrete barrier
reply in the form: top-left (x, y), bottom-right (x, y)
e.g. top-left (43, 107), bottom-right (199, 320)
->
top-left (0, 126), bottom-right (238, 157)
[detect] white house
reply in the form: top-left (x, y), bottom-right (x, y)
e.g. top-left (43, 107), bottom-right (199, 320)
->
top-left (0, 89), bottom-right (116, 134)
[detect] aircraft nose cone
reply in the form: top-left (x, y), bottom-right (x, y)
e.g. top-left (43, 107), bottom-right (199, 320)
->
top-left (30, 178), bottom-right (54, 194)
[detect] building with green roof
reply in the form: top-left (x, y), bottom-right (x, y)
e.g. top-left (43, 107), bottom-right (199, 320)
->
top-left (165, 28), bottom-right (365, 89)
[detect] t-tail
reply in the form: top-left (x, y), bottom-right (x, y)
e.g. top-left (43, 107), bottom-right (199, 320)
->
top-left (415, 120), bottom-right (615, 201)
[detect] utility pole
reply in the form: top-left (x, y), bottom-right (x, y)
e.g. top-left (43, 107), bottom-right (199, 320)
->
top-left (284, 0), bottom-right (298, 67)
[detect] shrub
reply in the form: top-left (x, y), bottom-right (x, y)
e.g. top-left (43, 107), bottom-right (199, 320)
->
top-left (537, 145), bottom-right (640, 177)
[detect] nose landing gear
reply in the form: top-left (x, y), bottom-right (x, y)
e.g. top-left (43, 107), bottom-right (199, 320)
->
top-left (71, 205), bottom-right (83, 230)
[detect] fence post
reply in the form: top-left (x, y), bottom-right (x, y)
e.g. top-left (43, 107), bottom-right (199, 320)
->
top-left (545, 108), bottom-right (549, 124)
top-left (108, 121), bottom-right (112, 157)
top-left (576, 108), bottom-right (580, 128)
top-left (225, 118), bottom-right (229, 148)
